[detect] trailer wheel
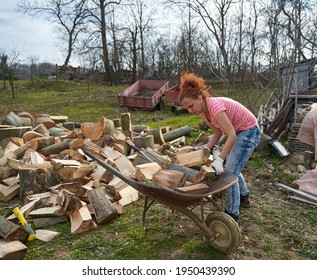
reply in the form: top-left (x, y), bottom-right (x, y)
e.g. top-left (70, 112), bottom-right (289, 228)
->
top-left (205, 212), bottom-right (241, 253)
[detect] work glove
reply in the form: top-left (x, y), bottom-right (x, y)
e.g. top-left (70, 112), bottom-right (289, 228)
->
top-left (210, 156), bottom-right (224, 175)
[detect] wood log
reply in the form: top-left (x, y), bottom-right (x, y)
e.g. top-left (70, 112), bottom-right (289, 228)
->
top-left (29, 205), bottom-right (66, 217)
top-left (133, 135), bottom-right (155, 149)
top-left (132, 148), bottom-right (172, 168)
top-left (18, 163), bottom-right (58, 202)
top-left (0, 143), bottom-right (28, 167)
top-left (0, 239), bottom-right (28, 260)
top-left (32, 216), bottom-right (68, 228)
top-left (0, 126), bottom-right (32, 141)
top-left (113, 155), bottom-right (135, 174)
top-left (33, 123), bottom-right (50, 136)
top-left (39, 140), bottom-right (70, 156)
top-left (192, 165), bottom-right (216, 183)
top-left (62, 121), bottom-right (75, 131)
top-left (112, 118), bottom-right (121, 129)
top-left (48, 127), bottom-right (70, 137)
top-left (69, 205), bottom-right (97, 234)
top-left (5, 199), bottom-right (41, 221)
top-left (87, 188), bottom-right (118, 224)
top-left (163, 125), bottom-right (192, 142)
top-left (3, 141), bottom-right (19, 155)
top-left (0, 180), bottom-right (20, 202)
top-left (28, 136), bottom-right (56, 151)
top-left (175, 148), bottom-right (210, 167)
top-left (101, 146), bottom-right (122, 160)
top-left (22, 131), bottom-right (44, 142)
top-left (145, 128), bottom-right (165, 144)
top-left (33, 117), bottom-right (56, 129)
top-left (51, 158), bottom-right (95, 180)
top-left (4, 111), bottom-right (22, 127)
top-left (135, 162), bottom-right (162, 182)
top-left (168, 163), bottom-right (198, 183)
top-left (0, 165), bottom-right (17, 178)
top-left (57, 189), bottom-right (83, 214)
top-left (121, 113), bottom-right (133, 140)
top-left (35, 229), bottom-right (60, 242)
top-left (90, 164), bottom-right (113, 184)
top-left (81, 117), bottom-right (107, 140)
top-left (110, 140), bottom-right (130, 156)
top-left (116, 186), bottom-right (139, 206)
top-left (49, 115), bottom-right (69, 124)
top-left (17, 112), bottom-right (34, 124)
top-left (132, 125), bottom-right (149, 133)
top-left (0, 216), bottom-right (29, 242)
top-left (152, 169), bottom-right (187, 189)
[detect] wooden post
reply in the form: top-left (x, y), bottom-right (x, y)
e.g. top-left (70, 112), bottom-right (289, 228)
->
top-left (121, 113), bottom-right (133, 140)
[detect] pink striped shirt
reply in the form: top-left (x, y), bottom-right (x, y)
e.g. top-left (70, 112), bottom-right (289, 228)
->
top-left (202, 97), bottom-right (257, 132)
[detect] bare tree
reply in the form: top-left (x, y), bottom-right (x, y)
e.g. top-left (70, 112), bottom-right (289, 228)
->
top-left (17, 0), bottom-right (90, 66)
top-left (82, 0), bottom-right (121, 85)
top-left (0, 50), bottom-right (21, 99)
top-left (28, 55), bottom-right (40, 86)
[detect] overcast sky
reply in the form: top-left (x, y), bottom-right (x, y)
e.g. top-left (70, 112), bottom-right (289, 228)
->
top-left (0, 0), bottom-right (71, 66)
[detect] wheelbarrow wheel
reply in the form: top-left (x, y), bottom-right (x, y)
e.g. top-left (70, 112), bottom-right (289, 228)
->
top-left (205, 211), bottom-right (241, 253)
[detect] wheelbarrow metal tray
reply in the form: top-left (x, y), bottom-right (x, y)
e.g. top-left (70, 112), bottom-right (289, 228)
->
top-left (134, 173), bottom-right (237, 208)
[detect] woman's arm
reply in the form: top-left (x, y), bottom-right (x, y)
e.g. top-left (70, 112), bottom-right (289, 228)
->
top-left (206, 125), bottom-right (223, 150)
top-left (215, 111), bottom-right (237, 159)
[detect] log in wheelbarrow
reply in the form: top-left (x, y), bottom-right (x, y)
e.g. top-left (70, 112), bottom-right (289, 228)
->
top-left (83, 148), bottom-right (241, 253)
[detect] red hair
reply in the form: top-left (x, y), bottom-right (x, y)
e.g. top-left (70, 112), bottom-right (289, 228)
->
top-left (179, 72), bottom-right (210, 102)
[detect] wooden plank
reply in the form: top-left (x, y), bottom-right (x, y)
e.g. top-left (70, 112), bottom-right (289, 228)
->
top-left (275, 183), bottom-right (317, 203)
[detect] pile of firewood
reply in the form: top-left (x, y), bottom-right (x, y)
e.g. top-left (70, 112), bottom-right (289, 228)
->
top-left (0, 111), bottom-right (216, 259)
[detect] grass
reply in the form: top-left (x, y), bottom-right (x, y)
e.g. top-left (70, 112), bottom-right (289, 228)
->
top-left (0, 79), bottom-right (317, 260)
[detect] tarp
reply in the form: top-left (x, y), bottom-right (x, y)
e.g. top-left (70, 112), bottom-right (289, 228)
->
top-left (296, 103), bottom-right (317, 160)
top-left (294, 166), bottom-right (317, 197)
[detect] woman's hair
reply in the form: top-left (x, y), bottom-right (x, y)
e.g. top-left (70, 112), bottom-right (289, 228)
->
top-left (179, 72), bottom-right (210, 102)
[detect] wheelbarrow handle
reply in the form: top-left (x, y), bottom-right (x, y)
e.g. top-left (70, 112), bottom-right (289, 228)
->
top-left (82, 147), bottom-right (139, 189)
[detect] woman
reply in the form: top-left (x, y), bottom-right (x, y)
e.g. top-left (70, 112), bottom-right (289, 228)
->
top-left (179, 72), bottom-right (260, 222)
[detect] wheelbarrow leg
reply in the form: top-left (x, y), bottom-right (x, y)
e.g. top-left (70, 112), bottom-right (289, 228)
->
top-left (142, 196), bottom-right (156, 230)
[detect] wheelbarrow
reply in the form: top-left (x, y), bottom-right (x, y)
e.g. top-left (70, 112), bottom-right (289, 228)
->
top-left (83, 148), bottom-right (241, 253)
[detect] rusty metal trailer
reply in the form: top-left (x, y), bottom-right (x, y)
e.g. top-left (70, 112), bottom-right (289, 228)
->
top-left (118, 80), bottom-right (169, 110)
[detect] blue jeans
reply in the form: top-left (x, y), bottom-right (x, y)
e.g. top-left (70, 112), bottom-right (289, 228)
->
top-left (224, 125), bottom-right (260, 217)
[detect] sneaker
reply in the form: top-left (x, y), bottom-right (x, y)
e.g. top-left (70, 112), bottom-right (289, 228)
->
top-left (240, 194), bottom-right (250, 208)
top-left (224, 210), bottom-right (239, 222)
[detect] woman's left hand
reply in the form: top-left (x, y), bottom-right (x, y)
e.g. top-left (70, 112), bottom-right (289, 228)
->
top-left (210, 156), bottom-right (224, 175)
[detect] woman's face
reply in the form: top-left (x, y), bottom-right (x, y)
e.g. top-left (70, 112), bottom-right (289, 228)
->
top-left (181, 96), bottom-right (204, 115)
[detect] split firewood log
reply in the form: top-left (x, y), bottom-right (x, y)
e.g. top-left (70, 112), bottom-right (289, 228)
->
top-left (0, 239), bottom-right (28, 260)
top-left (152, 169), bottom-right (187, 190)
